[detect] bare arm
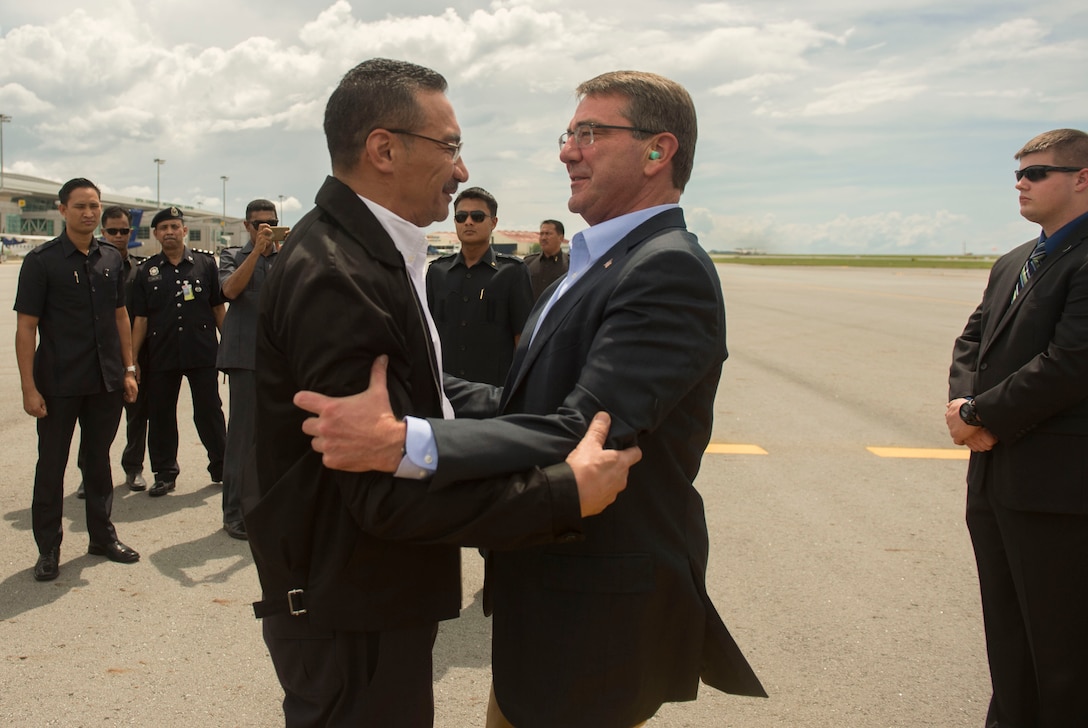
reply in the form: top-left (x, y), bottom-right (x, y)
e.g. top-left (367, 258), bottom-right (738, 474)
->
top-left (221, 228), bottom-right (275, 300)
top-left (15, 313), bottom-right (45, 418)
top-left (116, 306), bottom-right (138, 402)
top-left (132, 316), bottom-right (148, 383)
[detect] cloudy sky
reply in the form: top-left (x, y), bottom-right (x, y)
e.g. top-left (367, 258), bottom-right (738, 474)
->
top-left (1, 0), bottom-right (1084, 254)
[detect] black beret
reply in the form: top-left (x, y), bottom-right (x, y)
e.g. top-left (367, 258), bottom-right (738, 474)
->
top-left (151, 206), bottom-right (184, 228)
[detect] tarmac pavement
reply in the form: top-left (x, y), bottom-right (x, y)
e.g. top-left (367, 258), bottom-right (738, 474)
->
top-left (0, 259), bottom-right (994, 726)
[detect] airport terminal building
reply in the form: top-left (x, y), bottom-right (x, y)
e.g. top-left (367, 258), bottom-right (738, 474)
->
top-left (0, 172), bottom-right (245, 256)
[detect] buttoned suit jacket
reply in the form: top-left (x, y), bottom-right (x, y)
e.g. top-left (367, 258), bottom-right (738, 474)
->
top-left (248, 176), bottom-right (583, 637)
top-left (949, 216), bottom-right (1088, 514)
top-left (432, 208), bottom-right (766, 728)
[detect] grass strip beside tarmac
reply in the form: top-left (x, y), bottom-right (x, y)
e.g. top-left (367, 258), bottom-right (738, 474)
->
top-left (713, 254), bottom-right (996, 269)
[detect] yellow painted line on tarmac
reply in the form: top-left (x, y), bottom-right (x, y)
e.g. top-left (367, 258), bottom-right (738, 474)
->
top-left (705, 443), bottom-right (768, 455)
top-left (867, 446), bottom-right (969, 460)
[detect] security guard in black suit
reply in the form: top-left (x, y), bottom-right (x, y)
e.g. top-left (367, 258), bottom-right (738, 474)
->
top-left (76, 206), bottom-right (150, 498)
top-left (425, 187), bottom-right (533, 386)
top-left (130, 207), bottom-right (227, 497)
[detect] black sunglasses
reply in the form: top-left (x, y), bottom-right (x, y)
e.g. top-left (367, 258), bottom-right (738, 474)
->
top-left (248, 219), bottom-right (279, 227)
top-left (1015, 165), bottom-right (1083, 182)
top-left (104, 227), bottom-right (132, 236)
top-left (454, 210), bottom-right (488, 224)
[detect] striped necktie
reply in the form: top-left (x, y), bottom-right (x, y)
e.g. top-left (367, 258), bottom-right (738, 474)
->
top-left (1011, 237), bottom-right (1047, 303)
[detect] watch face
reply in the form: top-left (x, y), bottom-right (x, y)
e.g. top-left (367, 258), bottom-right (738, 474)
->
top-left (960, 402), bottom-right (980, 427)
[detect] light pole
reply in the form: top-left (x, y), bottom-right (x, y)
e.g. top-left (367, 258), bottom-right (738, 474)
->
top-left (220, 175), bottom-right (228, 220)
top-left (278, 194), bottom-right (285, 222)
top-left (154, 158), bottom-right (166, 207)
top-left (0, 114), bottom-right (12, 192)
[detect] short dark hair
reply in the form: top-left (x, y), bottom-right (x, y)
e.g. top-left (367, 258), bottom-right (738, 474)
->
top-left (1015, 128), bottom-right (1088, 167)
top-left (324, 58), bottom-right (448, 173)
top-left (101, 206), bottom-right (131, 225)
top-left (541, 219), bottom-right (565, 237)
top-left (59, 178), bottom-right (101, 205)
top-left (454, 187), bottom-right (498, 217)
top-left (246, 199), bottom-right (277, 220)
top-left (576, 71), bottom-right (698, 192)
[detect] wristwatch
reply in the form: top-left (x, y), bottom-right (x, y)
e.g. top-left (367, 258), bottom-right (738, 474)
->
top-left (959, 398), bottom-right (983, 427)
top-left (125, 365), bottom-right (137, 374)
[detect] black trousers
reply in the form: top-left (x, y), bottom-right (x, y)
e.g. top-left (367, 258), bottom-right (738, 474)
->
top-left (967, 485), bottom-right (1088, 727)
top-left (146, 367), bottom-right (225, 484)
top-left (33, 390), bottom-right (123, 553)
top-left (120, 374), bottom-right (150, 475)
top-left (76, 377), bottom-right (148, 475)
top-left (264, 618), bottom-right (438, 727)
top-left (222, 369), bottom-right (254, 524)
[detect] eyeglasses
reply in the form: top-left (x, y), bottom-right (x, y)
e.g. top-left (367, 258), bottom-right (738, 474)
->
top-left (387, 129), bottom-right (463, 162)
top-left (247, 219), bottom-right (279, 227)
top-left (559, 123), bottom-right (663, 148)
top-left (1015, 165), bottom-right (1084, 182)
top-left (454, 210), bottom-right (489, 224)
top-left (104, 228), bottom-right (132, 236)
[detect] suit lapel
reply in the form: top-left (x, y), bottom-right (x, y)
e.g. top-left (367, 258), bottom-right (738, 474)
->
top-left (499, 209), bottom-right (685, 409)
top-left (983, 229), bottom-right (1086, 359)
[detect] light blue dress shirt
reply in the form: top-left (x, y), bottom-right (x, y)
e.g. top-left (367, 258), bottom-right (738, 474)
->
top-left (400, 204), bottom-right (680, 478)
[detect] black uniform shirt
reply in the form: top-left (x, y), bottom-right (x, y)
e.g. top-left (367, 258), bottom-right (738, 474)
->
top-left (523, 250), bottom-right (570, 302)
top-left (425, 245), bottom-right (533, 385)
top-left (130, 247), bottom-right (223, 371)
top-left (13, 232), bottom-right (126, 396)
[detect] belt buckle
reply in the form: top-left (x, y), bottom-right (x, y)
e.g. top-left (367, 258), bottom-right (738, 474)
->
top-left (287, 588), bottom-right (307, 616)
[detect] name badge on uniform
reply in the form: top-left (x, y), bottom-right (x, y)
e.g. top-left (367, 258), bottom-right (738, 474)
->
top-left (182, 281), bottom-right (195, 301)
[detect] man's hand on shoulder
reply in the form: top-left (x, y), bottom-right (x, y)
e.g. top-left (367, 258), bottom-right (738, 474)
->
top-left (568, 412), bottom-right (642, 517)
top-left (294, 355), bottom-right (406, 473)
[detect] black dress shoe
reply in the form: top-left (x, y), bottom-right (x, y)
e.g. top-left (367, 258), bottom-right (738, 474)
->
top-left (34, 548), bottom-right (60, 581)
top-left (148, 479), bottom-right (175, 497)
top-left (223, 521), bottom-right (248, 540)
top-left (76, 481), bottom-right (86, 499)
top-left (125, 471), bottom-right (148, 492)
top-left (88, 540), bottom-right (140, 564)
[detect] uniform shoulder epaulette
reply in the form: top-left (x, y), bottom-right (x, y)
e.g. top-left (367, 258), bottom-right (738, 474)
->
top-left (27, 238), bottom-right (61, 254)
top-left (496, 252), bottom-right (527, 265)
top-left (130, 254), bottom-right (148, 264)
top-left (191, 248), bottom-right (217, 257)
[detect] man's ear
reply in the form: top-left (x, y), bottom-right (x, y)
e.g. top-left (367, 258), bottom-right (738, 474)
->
top-left (365, 129), bottom-right (397, 174)
top-left (643, 132), bottom-right (679, 177)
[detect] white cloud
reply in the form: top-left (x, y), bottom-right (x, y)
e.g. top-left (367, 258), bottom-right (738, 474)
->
top-left (0, 2), bottom-right (1083, 249)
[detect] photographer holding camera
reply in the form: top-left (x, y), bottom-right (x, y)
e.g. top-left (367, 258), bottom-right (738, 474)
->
top-left (216, 199), bottom-right (286, 540)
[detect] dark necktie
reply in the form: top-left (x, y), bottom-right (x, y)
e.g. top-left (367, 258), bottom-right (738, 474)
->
top-left (1011, 238), bottom-right (1047, 303)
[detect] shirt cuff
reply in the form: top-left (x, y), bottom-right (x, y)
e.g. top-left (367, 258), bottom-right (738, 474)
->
top-left (394, 416), bottom-right (438, 480)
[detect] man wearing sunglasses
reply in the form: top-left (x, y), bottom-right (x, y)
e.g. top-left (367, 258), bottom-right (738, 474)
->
top-left (426, 187), bottom-right (532, 386)
top-left (947, 128), bottom-right (1088, 727)
top-left (215, 199), bottom-right (284, 541)
top-left (76, 207), bottom-right (150, 499)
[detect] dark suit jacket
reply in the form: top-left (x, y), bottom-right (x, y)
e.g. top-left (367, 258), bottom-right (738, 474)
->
top-left (949, 216), bottom-right (1088, 513)
top-left (432, 208), bottom-right (766, 727)
top-left (248, 176), bottom-right (583, 636)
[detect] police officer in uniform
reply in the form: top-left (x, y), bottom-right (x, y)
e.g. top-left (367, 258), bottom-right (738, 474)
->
top-left (522, 218), bottom-right (569, 302)
top-left (425, 187), bottom-right (532, 385)
top-left (130, 207), bottom-right (227, 497)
